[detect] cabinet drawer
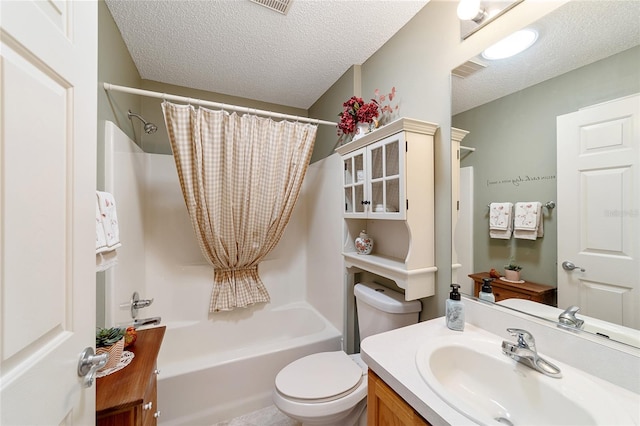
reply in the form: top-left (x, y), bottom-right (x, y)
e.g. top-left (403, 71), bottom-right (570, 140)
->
top-left (142, 375), bottom-right (158, 426)
top-left (492, 286), bottom-right (532, 301)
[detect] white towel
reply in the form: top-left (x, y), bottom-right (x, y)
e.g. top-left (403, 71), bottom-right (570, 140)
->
top-left (96, 197), bottom-right (108, 252)
top-left (96, 250), bottom-right (119, 272)
top-left (489, 202), bottom-right (513, 239)
top-left (514, 202), bottom-right (543, 240)
top-left (96, 191), bottom-right (122, 251)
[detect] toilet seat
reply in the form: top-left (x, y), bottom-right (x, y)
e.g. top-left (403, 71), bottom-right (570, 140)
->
top-left (275, 351), bottom-right (365, 403)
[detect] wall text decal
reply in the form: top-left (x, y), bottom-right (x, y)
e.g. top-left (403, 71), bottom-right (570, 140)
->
top-left (487, 174), bottom-right (556, 187)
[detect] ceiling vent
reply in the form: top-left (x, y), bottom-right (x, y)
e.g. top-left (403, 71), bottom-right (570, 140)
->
top-left (250, 0), bottom-right (293, 15)
top-left (452, 59), bottom-right (487, 78)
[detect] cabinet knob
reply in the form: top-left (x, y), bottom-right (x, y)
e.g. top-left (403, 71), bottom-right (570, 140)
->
top-left (143, 402), bottom-right (153, 410)
top-left (154, 411), bottom-right (161, 418)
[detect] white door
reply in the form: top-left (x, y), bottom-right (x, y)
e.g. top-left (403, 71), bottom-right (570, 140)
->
top-left (557, 94), bottom-right (640, 329)
top-left (1, 1), bottom-right (97, 424)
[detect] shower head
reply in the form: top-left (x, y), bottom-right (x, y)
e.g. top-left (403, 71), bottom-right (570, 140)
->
top-left (127, 110), bottom-right (158, 134)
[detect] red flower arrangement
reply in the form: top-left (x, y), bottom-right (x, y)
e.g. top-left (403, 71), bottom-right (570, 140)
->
top-left (338, 87), bottom-right (398, 138)
top-left (337, 96), bottom-right (379, 136)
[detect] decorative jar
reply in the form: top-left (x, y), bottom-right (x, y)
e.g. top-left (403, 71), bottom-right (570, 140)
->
top-left (355, 230), bottom-right (373, 255)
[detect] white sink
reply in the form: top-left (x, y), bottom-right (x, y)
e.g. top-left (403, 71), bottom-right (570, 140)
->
top-left (416, 332), bottom-right (637, 425)
top-left (497, 299), bottom-right (640, 348)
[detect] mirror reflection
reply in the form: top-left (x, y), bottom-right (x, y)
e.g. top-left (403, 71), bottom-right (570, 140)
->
top-left (451, 1), bottom-right (640, 347)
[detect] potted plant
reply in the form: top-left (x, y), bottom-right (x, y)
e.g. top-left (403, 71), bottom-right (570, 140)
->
top-left (504, 261), bottom-right (522, 281)
top-left (96, 327), bottom-right (126, 370)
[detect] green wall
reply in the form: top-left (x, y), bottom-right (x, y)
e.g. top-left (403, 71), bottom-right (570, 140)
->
top-left (453, 45), bottom-right (640, 287)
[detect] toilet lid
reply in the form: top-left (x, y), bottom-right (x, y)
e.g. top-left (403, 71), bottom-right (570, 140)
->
top-left (275, 351), bottom-right (364, 401)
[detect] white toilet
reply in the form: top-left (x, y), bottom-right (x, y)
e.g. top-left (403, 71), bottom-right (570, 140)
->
top-left (273, 282), bottom-right (422, 425)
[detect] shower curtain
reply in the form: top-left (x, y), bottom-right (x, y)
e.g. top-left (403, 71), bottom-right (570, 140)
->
top-left (162, 102), bottom-right (317, 312)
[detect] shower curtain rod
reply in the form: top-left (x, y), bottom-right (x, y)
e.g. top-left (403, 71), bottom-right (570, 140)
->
top-left (103, 83), bottom-right (338, 127)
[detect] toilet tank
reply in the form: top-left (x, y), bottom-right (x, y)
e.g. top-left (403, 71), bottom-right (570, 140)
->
top-left (354, 282), bottom-right (422, 341)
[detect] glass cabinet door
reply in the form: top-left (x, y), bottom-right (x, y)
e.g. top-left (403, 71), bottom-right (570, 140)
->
top-left (368, 137), bottom-right (402, 217)
top-left (343, 150), bottom-right (366, 216)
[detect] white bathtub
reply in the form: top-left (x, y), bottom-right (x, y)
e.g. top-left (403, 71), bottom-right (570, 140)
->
top-left (157, 302), bottom-right (342, 425)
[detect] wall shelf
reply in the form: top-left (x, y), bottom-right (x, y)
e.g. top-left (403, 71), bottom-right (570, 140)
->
top-left (343, 252), bottom-right (437, 300)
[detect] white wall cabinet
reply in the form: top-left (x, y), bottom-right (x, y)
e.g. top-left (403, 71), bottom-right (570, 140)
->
top-left (336, 118), bottom-right (439, 300)
top-left (342, 135), bottom-right (405, 220)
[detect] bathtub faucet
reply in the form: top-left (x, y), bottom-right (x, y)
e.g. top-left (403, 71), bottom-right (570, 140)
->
top-left (130, 291), bottom-right (154, 318)
top-left (133, 316), bottom-right (162, 329)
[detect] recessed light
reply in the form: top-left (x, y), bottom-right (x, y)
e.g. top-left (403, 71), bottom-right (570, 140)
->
top-left (482, 29), bottom-right (538, 60)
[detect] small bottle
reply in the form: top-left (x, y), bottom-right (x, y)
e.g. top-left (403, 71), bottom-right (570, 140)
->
top-left (478, 278), bottom-right (496, 303)
top-left (445, 284), bottom-right (465, 331)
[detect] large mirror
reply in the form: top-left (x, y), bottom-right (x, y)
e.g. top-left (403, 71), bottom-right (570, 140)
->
top-left (451, 1), bottom-right (640, 347)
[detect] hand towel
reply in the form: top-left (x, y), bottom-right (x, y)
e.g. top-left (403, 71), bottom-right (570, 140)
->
top-left (514, 202), bottom-right (543, 240)
top-left (489, 202), bottom-right (513, 239)
top-left (96, 191), bottom-right (122, 251)
top-left (96, 197), bottom-right (108, 252)
top-left (96, 250), bottom-right (119, 272)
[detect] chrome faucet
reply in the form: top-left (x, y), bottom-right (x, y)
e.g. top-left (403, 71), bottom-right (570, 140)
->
top-left (502, 328), bottom-right (562, 378)
top-left (133, 316), bottom-right (162, 329)
top-left (130, 291), bottom-right (154, 318)
top-left (558, 305), bottom-right (584, 329)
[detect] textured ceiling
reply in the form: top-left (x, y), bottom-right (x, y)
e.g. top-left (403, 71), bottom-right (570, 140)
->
top-left (105, 0), bottom-right (429, 110)
top-left (106, 1), bottom-right (639, 113)
top-left (452, 1), bottom-right (640, 114)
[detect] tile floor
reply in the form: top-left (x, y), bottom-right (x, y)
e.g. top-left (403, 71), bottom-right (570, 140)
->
top-left (212, 405), bottom-right (300, 426)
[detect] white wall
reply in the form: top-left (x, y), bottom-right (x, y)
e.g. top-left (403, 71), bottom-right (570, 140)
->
top-left (103, 121), bottom-right (147, 327)
top-left (304, 153), bottom-right (344, 333)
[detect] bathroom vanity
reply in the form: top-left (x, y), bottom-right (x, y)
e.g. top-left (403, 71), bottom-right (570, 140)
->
top-left (96, 326), bottom-right (165, 426)
top-left (361, 299), bottom-right (640, 425)
top-left (368, 369), bottom-right (430, 425)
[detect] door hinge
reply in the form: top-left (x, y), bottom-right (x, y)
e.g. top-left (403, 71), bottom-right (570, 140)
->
top-left (405, 141), bottom-right (408, 152)
top-left (457, 149), bottom-right (460, 160)
top-left (457, 200), bottom-right (460, 211)
top-left (406, 199), bottom-right (409, 210)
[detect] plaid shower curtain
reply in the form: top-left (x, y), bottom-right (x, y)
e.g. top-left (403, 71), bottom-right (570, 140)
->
top-left (162, 102), bottom-right (317, 312)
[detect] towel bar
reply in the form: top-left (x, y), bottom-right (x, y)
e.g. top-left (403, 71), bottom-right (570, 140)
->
top-left (487, 201), bottom-right (555, 209)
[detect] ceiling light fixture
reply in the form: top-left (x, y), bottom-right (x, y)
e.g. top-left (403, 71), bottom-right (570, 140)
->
top-left (481, 29), bottom-right (538, 60)
top-left (457, 0), bottom-right (486, 23)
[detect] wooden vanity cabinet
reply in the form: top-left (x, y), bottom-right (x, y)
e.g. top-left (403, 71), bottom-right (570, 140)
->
top-left (469, 272), bottom-right (557, 306)
top-left (368, 370), bottom-right (431, 426)
top-left (97, 326), bottom-right (165, 426)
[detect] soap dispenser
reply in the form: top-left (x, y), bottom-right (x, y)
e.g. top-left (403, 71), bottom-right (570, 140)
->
top-left (479, 278), bottom-right (496, 303)
top-left (445, 284), bottom-right (465, 331)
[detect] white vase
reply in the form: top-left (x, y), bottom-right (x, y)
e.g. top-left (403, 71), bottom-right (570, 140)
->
top-left (355, 230), bottom-right (373, 255)
top-left (352, 122), bottom-right (370, 141)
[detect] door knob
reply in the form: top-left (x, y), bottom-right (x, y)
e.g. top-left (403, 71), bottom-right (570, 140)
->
top-left (78, 347), bottom-right (108, 388)
top-left (562, 261), bottom-right (585, 272)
